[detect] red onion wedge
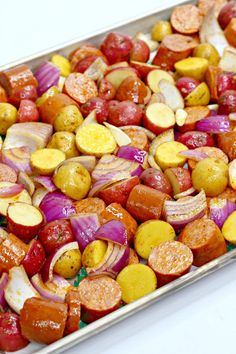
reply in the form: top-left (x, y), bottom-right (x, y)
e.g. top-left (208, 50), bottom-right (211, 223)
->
top-left (33, 176), bottom-right (57, 192)
top-left (0, 184), bottom-right (24, 198)
top-left (4, 266), bottom-right (40, 314)
top-left (18, 172), bottom-right (35, 196)
top-left (116, 146), bottom-right (147, 166)
top-left (210, 198), bottom-right (236, 229)
top-left (95, 220), bottom-right (128, 246)
top-left (34, 62), bottom-right (60, 96)
top-left (39, 191), bottom-right (76, 222)
top-left (2, 146), bottom-right (32, 174)
top-left (31, 273), bottom-right (71, 303)
top-left (196, 115), bottom-right (230, 134)
top-left (164, 190), bottom-right (207, 231)
top-left (3, 122), bottom-right (53, 152)
top-left (41, 241), bottom-right (79, 283)
top-left (70, 213), bottom-right (100, 251)
top-left (178, 150), bottom-right (208, 161)
top-left (0, 273), bottom-right (8, 311)
top-left (92, 154), bottom-right (141, 181)
top-left (32, 187), bottom-right (49, 207)
top-left (88, 171), bottom-right (130, 197)
top-left (86, 241), bottom-right (130, 278)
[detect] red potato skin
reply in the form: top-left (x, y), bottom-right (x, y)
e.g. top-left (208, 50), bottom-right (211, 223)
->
top-left (177, 131), bottom-right (215, 149)
top-left (74, 55), bottom-right (100, 73)
top-left (80, 97), bottom-right (109, 124)
top-left (0, 64), bottom-right (38, 96)
top-left (179, 218), bottom-right (227, 267)
top-left (0, 312), bottom-right (29, 352)
top-left (140, 168), bottom-right (172, 196)
top-left (164, 167), bottom-right (192, 195)
top-left (107, 100), bottom-right (143, 127)
top-left (218, 90), bottom-right (236, 115)
top-left (152, 43), bottom-right (192, 71)
top-left (0, 234), bottom-right (28, 275)
top-left (126, 184), bottom-right (171, 222)
top-left (130, 61), bottom-right (160, 80)
top-left (130, 39), bottom-right (150, 63)
top-left (0, 163), bottom-right (17, 183)
top-left (98, 78), bottom-right (116, 101)
top-left (143, 111), bottom-right (175, 135)
top-left (21, 239), bottom-right (46, 277)
top-left (78, 276), bottom-right (122, 323)
top-left (8, 85), bottom-right (38, 108)
top-left (7, 209), bottom-right (43, 243)
top-left (100, 203), bottom-right (137, 244)
top-left (16, 99), bottom-right (39, 123)
top-left (38, 219), bottom-right (75, 255)
top-left (98, 176), bottom-right (140, 207)
top-left (100, 32), bottom-right (133, 64)
top-left (69, 45), bottom-right (108, 71)
top-left (176, 77), bottom-right (200, 98)
top-left (64, 289), bottom-right (81, 335)
top-left (217, 72), bottom-right (236, 97)
top-left (218, 1), bottom-right (236, 29)
top-left (20, 297), bottom-right (68, 344)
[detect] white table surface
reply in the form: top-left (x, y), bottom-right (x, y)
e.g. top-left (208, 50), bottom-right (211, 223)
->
top-left (2, 1), bottom-right (236, 353)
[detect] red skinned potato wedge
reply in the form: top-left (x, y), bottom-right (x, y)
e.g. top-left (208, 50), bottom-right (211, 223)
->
top-left (143, 103), bottom-right (175, 135)
top-left (105, 67), bottom-right (137, 90)
top-left (164, 167), bottom-right (192, 196)
top-left (7, 202), bottom-right (44, 243)
top-left (98, 176), bottom-right (140, 207)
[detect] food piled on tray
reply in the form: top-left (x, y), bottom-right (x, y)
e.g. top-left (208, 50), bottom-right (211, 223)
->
top-left (1, 0), bottom-right (236, 351)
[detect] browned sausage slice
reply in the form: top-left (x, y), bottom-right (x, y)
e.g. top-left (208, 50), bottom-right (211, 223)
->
top-left (64, 73), bottom-right (98, 104)
top-left (20, 297), bottom-right (68, 344)
top-left (64, 289), bottom-right (81, 335)
top-left (126, 185), bottom-right (171, 223)
top-left (178, 218), bottom-right (227, 266)
top-left (171, 4), bottom-right (202, 34)
top-left (74, 197), bottom-right (106, 215)
top-left (0, 64), bottom-right (38, 96)
top-left (78, 276), bottom-right (122, 323)
top-left (148, 241), bottom-right (193, 286)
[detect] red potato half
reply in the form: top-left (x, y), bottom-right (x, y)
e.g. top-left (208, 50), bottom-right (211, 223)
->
top-left (98, 176), bottom-right (140, 207)
top-left (144, 103), bottom-right (175, 134)
top-left (7, 202), bottom-right (44, 242)
top-left (164, 167), bottom-right (192, 196)
top-left (105, 67), bottom-right (137, 90)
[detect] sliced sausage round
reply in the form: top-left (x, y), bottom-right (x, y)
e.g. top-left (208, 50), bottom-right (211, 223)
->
top-left (171, 4), bottom-right (202, 35)
top-left (64, 73), bottom-right (98, 104)
top-left (78, 276), bottom-right (122, 323)
top-left (178, 218), bottom-right (227, 266)
top-left (20, 297), bottom-right (68, 344)
top-left (0, 163), bottom-right (17, 183)
top-left (64, 289), bottom-right (81, 335)
top-left (148, 240), bottom-right (193, 286)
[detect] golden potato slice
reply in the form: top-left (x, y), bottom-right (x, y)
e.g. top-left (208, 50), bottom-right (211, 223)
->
top-left (30, 148), bottom-right (66, 175)
top-left (76, 124), bottom-right (116, 157)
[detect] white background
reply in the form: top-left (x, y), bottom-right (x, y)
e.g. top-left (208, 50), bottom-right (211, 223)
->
top-left (2, 1), bottom-right (236, 354)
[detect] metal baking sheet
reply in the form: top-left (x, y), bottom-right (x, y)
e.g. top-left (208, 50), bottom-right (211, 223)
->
top-left (4, 1), bottom-right (236, 353)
